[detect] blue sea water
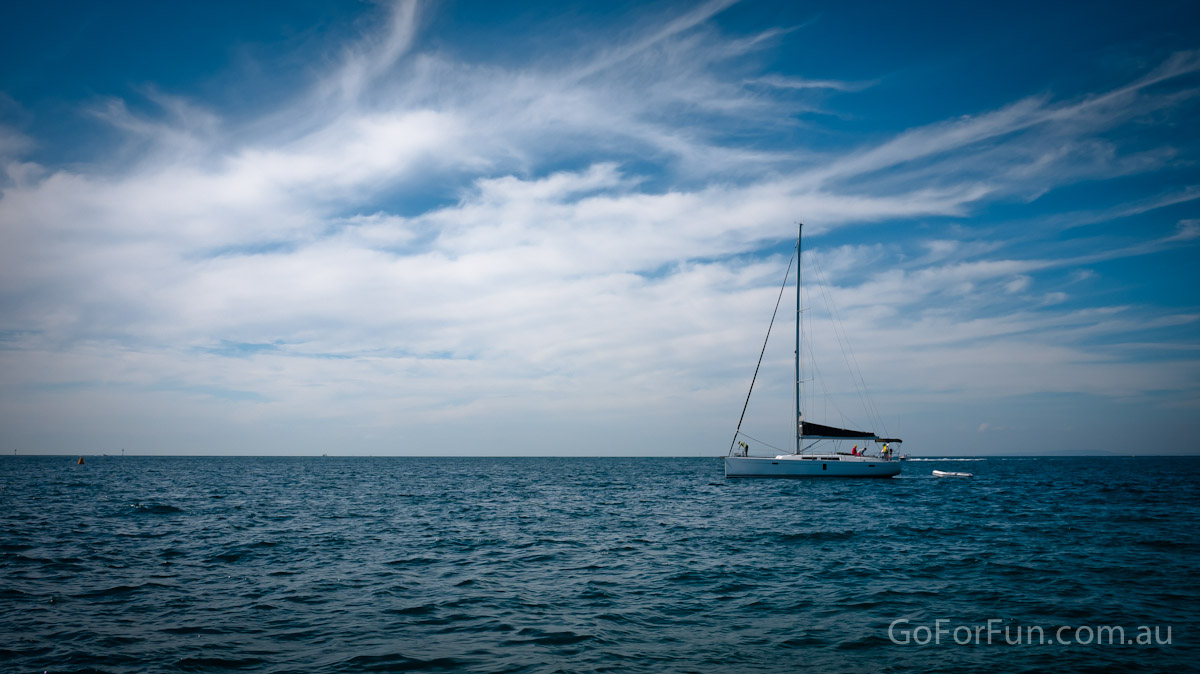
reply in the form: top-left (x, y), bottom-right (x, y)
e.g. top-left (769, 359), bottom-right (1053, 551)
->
top-left (1, 455), bottom-right (1196, 673)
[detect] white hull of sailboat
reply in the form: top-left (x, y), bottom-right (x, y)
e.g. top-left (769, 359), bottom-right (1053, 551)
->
top-left (725, 223), bottom-right (906, 481)
top-left (725, 455), bottom-right (901, 478)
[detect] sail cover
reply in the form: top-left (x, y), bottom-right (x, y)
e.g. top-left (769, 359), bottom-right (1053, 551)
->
top-left (800, 421), bottom-right (877, 439)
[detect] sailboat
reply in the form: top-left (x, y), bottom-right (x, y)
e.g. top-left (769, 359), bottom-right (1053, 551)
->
top-left (725, 223), bottom-right (902, 478)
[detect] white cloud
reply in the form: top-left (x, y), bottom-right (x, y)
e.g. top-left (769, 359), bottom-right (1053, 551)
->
top-left (746, 74), bottom-right (874, 92)
top-left (0, 126), bottom-right (33, 160)
top-left (1, 1), bottom-right (1198, 454)
top-left (1041, 291), bottom-right (1069, 306)
top-left (1005, 275), bottom-right (1033, 294)
top-left (1167, 219), bottom-right (1200, 242)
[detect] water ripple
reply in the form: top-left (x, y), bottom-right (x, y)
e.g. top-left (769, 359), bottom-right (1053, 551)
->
top-left (0, 455), bottom-right (1196, 673)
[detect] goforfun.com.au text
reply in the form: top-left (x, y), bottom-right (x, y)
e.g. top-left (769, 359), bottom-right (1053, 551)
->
top-left (888, 619), bottom-right (1172, 646)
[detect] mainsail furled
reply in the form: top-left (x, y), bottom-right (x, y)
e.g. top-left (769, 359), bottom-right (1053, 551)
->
top-left (799, 421), bottom-right (877, 440)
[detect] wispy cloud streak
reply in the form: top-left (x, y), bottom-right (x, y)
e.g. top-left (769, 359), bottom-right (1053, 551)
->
top-left (0, 1), bottom-right (1197, 454)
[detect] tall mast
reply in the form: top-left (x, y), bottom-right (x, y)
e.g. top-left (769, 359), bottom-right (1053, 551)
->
top-left (795, 221), bottom-right (803, 454)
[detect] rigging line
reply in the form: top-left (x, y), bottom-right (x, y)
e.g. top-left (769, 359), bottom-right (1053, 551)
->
top-left (808, 254), bottom-right (861, 423)
top-left (791, 351), bottom-right (798, 452)
top-left (805, 254), bottom-right (873, 432)
top-left (804, 336), bottom-right (857, 430)
top-left (803, 321), bottom-right (861, 432)
top-left (810, 251), bottom-right (889, 436)
top-left (830, 276), bottom-right (889, 432)
top-left (733, 431), bottom-right (788, 454)
top-left (729, 244), bottom-right (797, 456)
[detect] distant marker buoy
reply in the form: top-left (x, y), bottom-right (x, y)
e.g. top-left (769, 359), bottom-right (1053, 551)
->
top-left (77, 456), bottom-right (85, 465)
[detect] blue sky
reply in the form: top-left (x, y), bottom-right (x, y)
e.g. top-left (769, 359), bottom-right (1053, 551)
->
top-left (1, 0), bottom-right (1197, 455)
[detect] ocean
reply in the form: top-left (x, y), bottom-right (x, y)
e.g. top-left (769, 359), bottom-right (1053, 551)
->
top-left (1, 456), bottom-right (1196, 673)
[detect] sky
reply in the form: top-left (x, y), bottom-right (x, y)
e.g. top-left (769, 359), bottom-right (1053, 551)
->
top-left (1, 0), bottom-right (1198, 456)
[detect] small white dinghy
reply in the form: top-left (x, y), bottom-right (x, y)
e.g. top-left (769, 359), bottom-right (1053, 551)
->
top-left (932, 470), bottom-right (973, 478)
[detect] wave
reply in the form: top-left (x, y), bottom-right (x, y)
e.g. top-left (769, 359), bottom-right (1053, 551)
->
top-left (127, 503), bottom-right (183, 514)
top-left (340, 653), bottom-right (468, 672)
top-left (509, 627), bottom-right (599, 646)
top-left (3, 454), bottom-right (1195, 674)
top-left (71, 582), bottom-right (172, 599)
top-left (176, 656), bottom-right (269, 671)
top-left (775, 530), bottom-right (858, 543)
